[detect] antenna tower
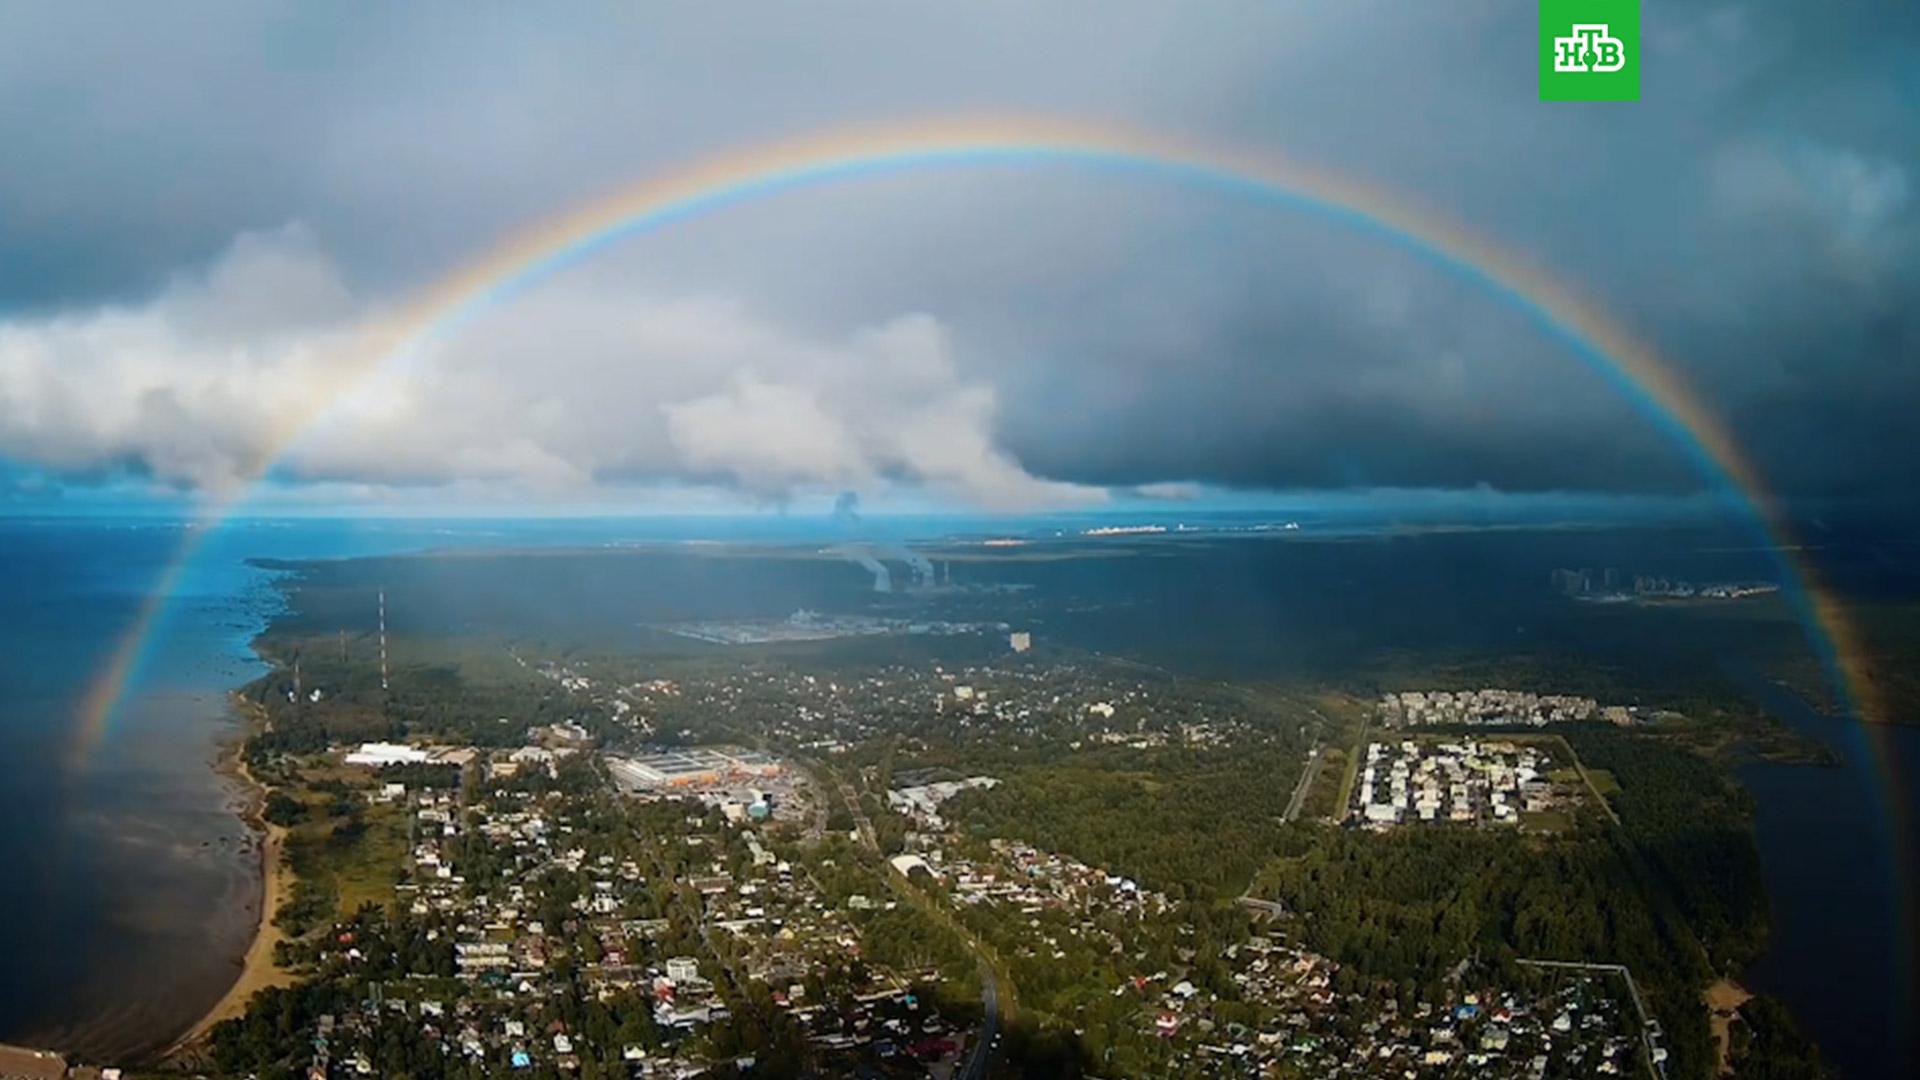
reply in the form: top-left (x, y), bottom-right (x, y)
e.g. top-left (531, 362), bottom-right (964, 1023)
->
top-left (378, 589), bottom-right (390, 692)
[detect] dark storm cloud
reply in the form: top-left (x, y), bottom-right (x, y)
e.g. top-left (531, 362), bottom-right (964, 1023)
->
top-left (0, 1), bottom-right (1913, 504)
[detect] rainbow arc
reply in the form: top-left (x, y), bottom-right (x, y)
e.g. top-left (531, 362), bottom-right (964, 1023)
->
top-left (72, 116), bottom-right (1892, 822)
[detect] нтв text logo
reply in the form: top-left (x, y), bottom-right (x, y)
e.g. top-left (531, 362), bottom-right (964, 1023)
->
top-left (1540, 1), bottom-right (1639, 101)
top-left (1553, 25), bottom-right (1626, 73)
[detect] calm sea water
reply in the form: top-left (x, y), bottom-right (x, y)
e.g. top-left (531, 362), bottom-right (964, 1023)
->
top-left (1733, 668), bottom-right (1920, 1078)
top-left (0, 515), bottom-right (1912, 1074)
top-left (0, 520), bottom-right (263, 1059)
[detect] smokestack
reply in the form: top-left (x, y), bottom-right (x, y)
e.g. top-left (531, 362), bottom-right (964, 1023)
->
top-left (831, 493), bottom-right (891, 591)
top-left (855, 553), bottom-right (891, 592)
top-left (903, 548), bottom-right (934, 588)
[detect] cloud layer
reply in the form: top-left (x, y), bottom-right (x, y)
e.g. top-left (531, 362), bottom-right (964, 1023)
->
top-left (0, 2), bottom-right (1914, 509)
top-left (0, 228), bottom-right (1093, 508)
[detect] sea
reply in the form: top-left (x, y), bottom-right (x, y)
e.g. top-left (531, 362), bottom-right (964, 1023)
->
top-left (0, 513), bottom-right (1912, 1073)
top-left (1734, 669), bottom-right (1920, 1077)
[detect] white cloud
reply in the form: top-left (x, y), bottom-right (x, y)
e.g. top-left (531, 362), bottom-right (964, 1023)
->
top-left (666, 375), bottom-right (870, 492)
top-left (0, 225), bottom-right (356, 491)
top-left (1131, 481), bottom-right (1205, 501)
top-left (0, 227), bottom-right (1102, 511)
top-left (664, 314), bottom-right (1097, 509)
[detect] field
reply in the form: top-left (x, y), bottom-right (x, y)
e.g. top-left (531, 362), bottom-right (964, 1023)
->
top-left (265, 760), bottom-right (415, 935)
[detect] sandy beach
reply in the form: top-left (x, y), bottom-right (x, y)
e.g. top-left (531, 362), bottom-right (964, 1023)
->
top-left (161, 712), bottom-right (296, 1058)
top-left (1704, 978), bottom-right (1752, 1077)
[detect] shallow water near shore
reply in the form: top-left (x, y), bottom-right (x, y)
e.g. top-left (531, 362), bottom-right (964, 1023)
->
top-left (0, 522), bottom-right (270, 1061)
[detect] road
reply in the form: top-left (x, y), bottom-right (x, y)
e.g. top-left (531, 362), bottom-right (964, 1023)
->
top-left (625, 826), bottom-right (763, 1029)
top-left (817, 757), bottom-right (883, 849)
top-left (810, 759), bottom-right (1011, 1078)
top-left (1282, 742), bottom-right (1321, 822)
top-left (1236, 895), bottom-right (1287, 917)
top-left (959, 957), bottom-right (1001, 1080)
top-left (1550, 734), bottom-right (1624, 826)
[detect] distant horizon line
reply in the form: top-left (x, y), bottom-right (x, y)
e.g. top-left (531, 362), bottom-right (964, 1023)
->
top-left (0, 481), bottom-right (1819, 520)
top-left (0, 492), bottom-right (1768, 523)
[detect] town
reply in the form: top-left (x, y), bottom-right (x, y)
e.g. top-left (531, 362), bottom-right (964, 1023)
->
top-left (1348, 738), bottom-right (1592, 829)
top-left (1550, 568), bottom-right (1781, 605)
top-left (245, 737), bottom-right (984, 1078)
top-left (191, 642), bottom-right (1690, 1079)
top-left (1378, 688), bottom-right (1643, 728)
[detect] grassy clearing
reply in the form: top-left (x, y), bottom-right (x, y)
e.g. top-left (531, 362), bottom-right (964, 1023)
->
top-left (1520, 810), bottom-right (1573, 833)
top-left (275, 759), bottom-right (410, 928)
top-left (1584, 768), bottom-right (1623, 797)
top-left (330, 802), bottom-right (409, 913)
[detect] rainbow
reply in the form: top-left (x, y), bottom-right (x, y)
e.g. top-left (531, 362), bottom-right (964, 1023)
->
top-left (72, 114), bottom-right (1891, 764)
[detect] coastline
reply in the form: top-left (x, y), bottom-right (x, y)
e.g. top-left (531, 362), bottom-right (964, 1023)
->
top-left (160, 699), bottom-right (295, 1058)
top-left (1703, 978), bottom-right (1752, 1077)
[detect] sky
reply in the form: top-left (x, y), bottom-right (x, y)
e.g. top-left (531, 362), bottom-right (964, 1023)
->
top-left (0, 1), bottom-right (1914, 516)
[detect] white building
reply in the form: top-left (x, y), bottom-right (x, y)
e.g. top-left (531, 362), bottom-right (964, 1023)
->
top-left (890, 853), bottom-right (934, 878)
top-left (345, 741), bottom-right (430, 767)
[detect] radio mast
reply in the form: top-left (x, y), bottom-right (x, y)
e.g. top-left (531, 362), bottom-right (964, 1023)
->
top-left (378, 589), bottom-right (390, 692)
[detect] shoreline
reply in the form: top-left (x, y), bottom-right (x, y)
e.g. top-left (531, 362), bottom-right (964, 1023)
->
top-left (158, 699), bottom-right (296, 1060)
top-left (1703, 978), bottom-right (1752, 1077)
